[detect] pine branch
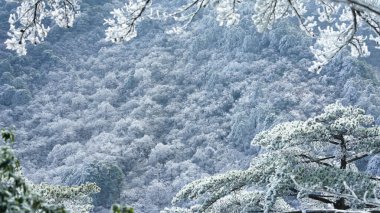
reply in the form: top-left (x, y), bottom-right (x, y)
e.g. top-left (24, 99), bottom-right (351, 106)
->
top-left (347, 150), bottom-right (380, 163)
top-left (298, 154), bottom-right (334, 167)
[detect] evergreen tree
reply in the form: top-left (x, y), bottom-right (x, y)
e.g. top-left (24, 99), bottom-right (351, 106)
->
top-left (0, 129), bottom-right (65, 212)
top-left (166, 103), bottom-right (380, 212)
top-left (0, 129), bottom-right (100, 212)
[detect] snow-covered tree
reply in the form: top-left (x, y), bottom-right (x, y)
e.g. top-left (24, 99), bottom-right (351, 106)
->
top-left (0, 129), bottom-right (100, 213)
top-left (0, 129), bottom-right (65, 212)
top-left (5, 0), bottom-right (380, 72)
top-left (165, 103), bottom-right (380, 212)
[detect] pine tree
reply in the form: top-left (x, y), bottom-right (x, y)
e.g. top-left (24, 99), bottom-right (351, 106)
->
top-left (0, 129), bottom-right (100, 213)
top-left (165, 103), bottom-right (380, 212)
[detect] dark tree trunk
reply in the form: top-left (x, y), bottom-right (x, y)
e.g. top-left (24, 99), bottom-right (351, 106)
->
top-left (335, 134), bottom-right (349, 209)
top-left (333, 197), bottom-right (350, 210)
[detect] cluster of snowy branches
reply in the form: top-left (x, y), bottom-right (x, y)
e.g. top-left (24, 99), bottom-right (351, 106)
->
top-left (165, 103), bottom-right (380, 212)
top-left (5, 0), bottom-right (80, 55)
top-left (107, 0), bottom-right (380, 72)
top-left (4, 0), bottom-right (380, 71)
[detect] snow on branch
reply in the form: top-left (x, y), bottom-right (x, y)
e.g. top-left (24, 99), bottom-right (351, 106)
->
top-left (5, 0), bottom-right (80, 55)
top-left (104, 0), bottom-right (151, 43)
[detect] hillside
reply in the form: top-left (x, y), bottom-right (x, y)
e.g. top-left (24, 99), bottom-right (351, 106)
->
top-left (1, 1), bottom-right (380, 212)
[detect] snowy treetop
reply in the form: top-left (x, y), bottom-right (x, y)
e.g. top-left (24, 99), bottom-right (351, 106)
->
top-left (166, 103), bottom-right (380, 212)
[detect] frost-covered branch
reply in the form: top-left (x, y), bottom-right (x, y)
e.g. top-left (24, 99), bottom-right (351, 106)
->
top-left (104, 0), bottom-right (151, 43)
top-left (298, 154), bottom-right (335, 167)
top-left (347, 150), bottom-right (380, 163)
top-left (5, 0), bottom-right (80, 55)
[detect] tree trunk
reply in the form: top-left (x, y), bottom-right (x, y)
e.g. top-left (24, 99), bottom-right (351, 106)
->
top-left (336, 134), bottom-right (348, 209)
top-left (333, 197), bottom-right (349, 210)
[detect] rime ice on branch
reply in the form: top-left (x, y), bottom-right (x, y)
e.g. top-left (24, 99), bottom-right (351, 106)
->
top-left (163, 103), bottom-right (380, 212)
top-left (5, 0), bottom-right (80, 55)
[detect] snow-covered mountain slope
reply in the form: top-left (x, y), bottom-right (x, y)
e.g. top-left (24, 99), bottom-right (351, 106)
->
top-left (1, 1), bottom-right (380, 212)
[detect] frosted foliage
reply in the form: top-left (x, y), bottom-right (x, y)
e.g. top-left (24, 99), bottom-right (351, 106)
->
top-left (169, 103), bottom-right (380, 212)
top-left (253, 0), bottom-right (307, 33)
top-left (104, 0), bottom-right (151, 43)
top-left (5, 0), bottom-right (80, 55)
top-left (253, 0), bottom-right (380, 72)
top-left (31, 182), bottom-right (100, 213)
top-left (215, 0), bottom-right (240, 27)
top-left (254, 102), bottom-right (380, 154)
top-left (309, 10), bottom-right (369, 73)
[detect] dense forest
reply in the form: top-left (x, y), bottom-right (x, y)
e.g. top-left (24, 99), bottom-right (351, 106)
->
top-left (1, 0), bottom-right (380, 212)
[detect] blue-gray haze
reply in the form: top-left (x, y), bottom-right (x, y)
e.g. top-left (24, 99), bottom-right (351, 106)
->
top-left (1, 1), bottom-right (380, 212)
